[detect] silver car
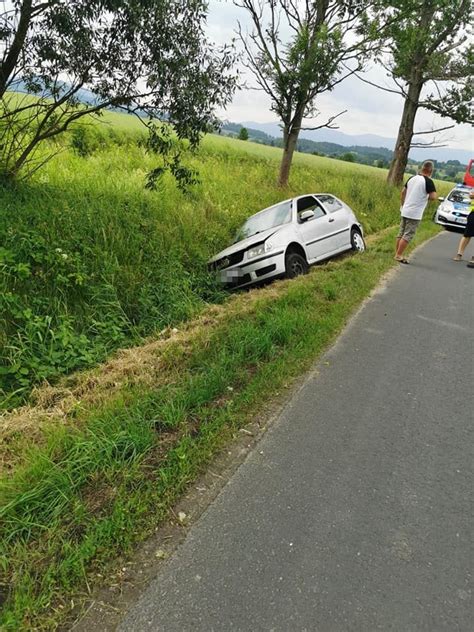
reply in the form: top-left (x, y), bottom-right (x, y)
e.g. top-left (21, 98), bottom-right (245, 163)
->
top-left (434, 184), bottom-right (472, 231)
top-left (209, 193), bottom-right (365, 289)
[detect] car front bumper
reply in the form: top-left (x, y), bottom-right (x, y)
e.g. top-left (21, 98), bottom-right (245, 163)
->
top-left (218, 249), bottom-right (286, 289)
top-left (434, 211), bottom-right (468, 229)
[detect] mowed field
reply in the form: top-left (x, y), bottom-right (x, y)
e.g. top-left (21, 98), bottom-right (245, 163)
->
top-left (0, 108), bottom-right (427, 409)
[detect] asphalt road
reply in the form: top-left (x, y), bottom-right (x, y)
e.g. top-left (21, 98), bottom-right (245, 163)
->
top-left (118, 232), bottom-right (473, 632)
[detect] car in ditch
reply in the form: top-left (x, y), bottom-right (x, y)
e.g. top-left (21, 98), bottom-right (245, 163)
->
top-left (434, 184), bottom-right (472, 231)
top-left (208, 193), bottom-right (365, 289)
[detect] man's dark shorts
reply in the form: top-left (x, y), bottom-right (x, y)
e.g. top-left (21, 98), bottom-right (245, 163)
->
top-left (464, 211), bottom-right (474, 238)
top-left (398, 217), bottom-right (420, 242)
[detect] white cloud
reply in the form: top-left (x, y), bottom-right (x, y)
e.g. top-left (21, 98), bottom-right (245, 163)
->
top-left (207, 1), bottom-right (473, 151)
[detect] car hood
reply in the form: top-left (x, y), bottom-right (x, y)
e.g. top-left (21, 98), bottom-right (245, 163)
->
top-left (208, 226), bottom-right (282, 263)
top-left (443, 201), bottom-right (470, 212)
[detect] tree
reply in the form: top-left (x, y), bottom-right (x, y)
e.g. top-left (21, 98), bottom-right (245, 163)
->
top-left (235, 1), bottom-right (379, 187)
top-left (238, 126), bottom-right (249, 140)
top-left (340, 151), bottom-right (355, 162)
top-left (0, 1), bottom-right (235, 180)
top-left (365, 0), bottom-right (472, 186)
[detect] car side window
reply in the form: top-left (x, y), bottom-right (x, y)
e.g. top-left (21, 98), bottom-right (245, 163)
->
top-left (297, 196), bottom-right (326, 222)
top-left (317, 195), bottom-right (343, 213)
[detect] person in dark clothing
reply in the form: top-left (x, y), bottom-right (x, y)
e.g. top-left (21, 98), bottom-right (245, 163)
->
top-left (453, 190), bottom-right (474, 267)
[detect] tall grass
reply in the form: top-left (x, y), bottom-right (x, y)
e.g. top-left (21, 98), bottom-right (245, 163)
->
top-left (0, 221), bottom-right (441, 631)
top-left (0, 114), bottom-right (450, 407)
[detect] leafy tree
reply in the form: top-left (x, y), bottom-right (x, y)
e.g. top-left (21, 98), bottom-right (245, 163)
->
top-left (444, 165), bottom-right (458, 178)
top-left (238, 126), bottom-right (249, 140)
top-left (235, 0), bottom-right (379, 187)
top-left (366, 0), bottom-right (472, 186)
top-left (340, 151), bottom-right (355, 162)
top-left (0, 1), bottom-right (236, 180)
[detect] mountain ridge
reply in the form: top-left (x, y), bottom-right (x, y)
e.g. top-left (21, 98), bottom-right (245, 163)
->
top-left (240, 120), bottom-right (472, 164)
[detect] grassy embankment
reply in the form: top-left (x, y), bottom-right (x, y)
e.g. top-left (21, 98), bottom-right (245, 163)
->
top-left (0, 111), bottom-right (450, 629)
top-left (1, 109), bottom-right (434, 408)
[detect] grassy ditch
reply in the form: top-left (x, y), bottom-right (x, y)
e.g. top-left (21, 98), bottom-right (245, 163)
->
top-left (0, 108), bottom-right (451, 407)
top-left (0, 219), bottom-right (439, 630)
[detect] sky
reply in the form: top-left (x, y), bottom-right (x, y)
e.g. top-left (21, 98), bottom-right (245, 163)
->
top-left (207, 1), bottom-right (472, 151)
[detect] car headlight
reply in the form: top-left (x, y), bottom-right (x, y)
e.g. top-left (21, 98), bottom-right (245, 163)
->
top-left (247, 242), bottom-right (273, 259)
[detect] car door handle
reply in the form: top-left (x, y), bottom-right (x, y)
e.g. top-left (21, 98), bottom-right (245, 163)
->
top-left (328, 218), bottom-right (335, 223)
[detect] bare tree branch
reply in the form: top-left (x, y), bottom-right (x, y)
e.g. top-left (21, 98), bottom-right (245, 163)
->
top-left (412, 124), bottom-right (455, 136)
top-left (351, 70), bottom-right (404, 96)
top-left (300, 110), bottom-right (347, 131)
top-left (410, 141), bottom-right (448, 148)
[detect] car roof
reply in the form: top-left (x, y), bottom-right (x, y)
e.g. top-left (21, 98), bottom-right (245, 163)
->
top-left (247, 193), bottom-right (340, 220)
top-left (294, 193), bottom-right (335, 198)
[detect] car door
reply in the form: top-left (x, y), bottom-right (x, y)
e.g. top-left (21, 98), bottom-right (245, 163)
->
top-left (296, 195), bottom-right (333, 261)
top-left (315, 195), bottom-right (351, 251)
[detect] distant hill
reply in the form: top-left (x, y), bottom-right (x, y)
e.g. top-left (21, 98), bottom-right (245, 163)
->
top-left (239, 120), bottom-right (472, 165)
top-left (222, 122), bottom-right (467, 182)
top-left (222, 122), bottom-right (397, 165)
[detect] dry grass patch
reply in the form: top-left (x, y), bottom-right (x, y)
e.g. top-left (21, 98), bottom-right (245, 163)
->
top-left (0, 279), bottom-right (288, 472)
top-left (0, 225), bottom-right (424, 474)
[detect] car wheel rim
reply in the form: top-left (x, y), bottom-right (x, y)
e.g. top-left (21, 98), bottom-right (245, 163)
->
top-left (291, 260), bottom-right (303, 276)
top-left (353, 233), bottom-right (365, 251)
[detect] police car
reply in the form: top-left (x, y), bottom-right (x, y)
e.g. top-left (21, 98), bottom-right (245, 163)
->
top-left (434, 184), bottom-right (472, 230)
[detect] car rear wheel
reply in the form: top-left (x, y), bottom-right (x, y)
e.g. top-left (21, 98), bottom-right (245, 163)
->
top-left (285, 251), bottom-right (308, 278)
top-left (351, 228), bottom-right (366, 252)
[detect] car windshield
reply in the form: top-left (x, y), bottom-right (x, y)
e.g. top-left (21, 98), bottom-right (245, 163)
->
top-left (235, 201), bottom-right (292, 241)
top-left (448, 189), bottom-right (471, 204)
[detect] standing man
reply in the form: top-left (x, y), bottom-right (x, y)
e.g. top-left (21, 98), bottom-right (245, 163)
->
top-left (395, 160), bottom-right (437, 264)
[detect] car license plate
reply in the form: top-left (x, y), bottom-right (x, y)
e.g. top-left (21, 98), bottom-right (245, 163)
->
top-left (454, 217), bottom-right (465, 223)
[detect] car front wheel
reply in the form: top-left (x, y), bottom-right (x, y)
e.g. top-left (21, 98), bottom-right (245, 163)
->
top-left (351, 228), bottom-right (366, 252)
top-left (285, 251), bottom-right (308, 278)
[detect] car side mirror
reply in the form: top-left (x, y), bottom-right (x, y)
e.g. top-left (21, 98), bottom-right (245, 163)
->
top-left (438, 197), bottom-right (445, 202)
top-left (300, 210), bottom-right (315, 222)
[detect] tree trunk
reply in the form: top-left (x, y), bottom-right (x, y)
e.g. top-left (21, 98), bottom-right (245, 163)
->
top-left (387, 78), bottom-right (423, 187)
top-left (0, 0), bottom-right (33, 98)
top-left (386, 0), bottom-right (436, 188)
top-left (278, 117), bottom-right (302, 187)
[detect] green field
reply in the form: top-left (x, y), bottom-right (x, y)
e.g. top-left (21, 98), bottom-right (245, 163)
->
top-left (1, 108), bottom-right (435, 409)
top-left (0, 111), bottom-right (451, 630)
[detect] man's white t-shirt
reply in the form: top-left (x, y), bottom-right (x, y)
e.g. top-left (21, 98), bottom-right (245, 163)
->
top-left (401, 174), bottom-right (436, 220)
